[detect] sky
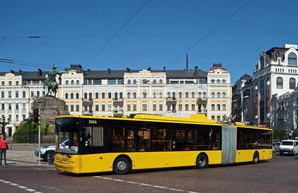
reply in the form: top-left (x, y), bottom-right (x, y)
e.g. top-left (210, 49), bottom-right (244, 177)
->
top-left (1, 0), bottom-right (298, 83)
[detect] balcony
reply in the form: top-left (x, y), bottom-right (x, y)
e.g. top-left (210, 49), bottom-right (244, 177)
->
top-left (166, 97), bottom-right (177, 105)
top-left (113, 98), bottom-right (124, 106)
top-left (82, 98), bottom-right (93, 105)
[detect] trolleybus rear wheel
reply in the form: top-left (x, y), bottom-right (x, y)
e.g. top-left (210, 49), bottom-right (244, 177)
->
top-left (196, 154), bottom-right (208, 169)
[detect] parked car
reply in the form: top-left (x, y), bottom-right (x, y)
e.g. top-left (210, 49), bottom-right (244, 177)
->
top-left (279, 140), bottom-right (298, 156)
top-left (34, 139), bottom-right (69, 162)
top-left (272, 141), bottom-right (280, 152)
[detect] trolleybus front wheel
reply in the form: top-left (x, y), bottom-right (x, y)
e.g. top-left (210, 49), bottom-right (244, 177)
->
top-left (252, 152), bottom-right (259, 164)
top-left (196, 153), bottom-right (208, 169)
top-left (113, 157), bottom-right (131, 174)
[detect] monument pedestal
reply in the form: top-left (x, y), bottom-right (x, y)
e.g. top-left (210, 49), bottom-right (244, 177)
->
top-left (32, 96), bottom-right (69, 125)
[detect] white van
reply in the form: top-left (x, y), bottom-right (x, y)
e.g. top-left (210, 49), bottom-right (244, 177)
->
top-left (279, 140), bottom-right (298, 156)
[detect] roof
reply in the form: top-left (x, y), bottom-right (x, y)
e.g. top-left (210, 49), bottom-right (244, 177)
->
top-left (0, 68), bottom-right (208, 80)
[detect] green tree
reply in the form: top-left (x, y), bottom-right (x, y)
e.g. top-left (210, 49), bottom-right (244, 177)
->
top-left (273, 128), bottom-right (287, 141)
top-left (12, 121), bottom-right (55, 143)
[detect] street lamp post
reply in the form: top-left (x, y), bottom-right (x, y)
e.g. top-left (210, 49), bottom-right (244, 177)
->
top-left (1, 115), bottom-right (9, 139)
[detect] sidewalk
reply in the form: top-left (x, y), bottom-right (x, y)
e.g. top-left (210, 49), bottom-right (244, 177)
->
top-left (0, 149), bottom-right (55, 170)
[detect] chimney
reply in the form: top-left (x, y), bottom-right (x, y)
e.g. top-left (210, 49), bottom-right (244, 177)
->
top-left (38, 68), bottom-right (42, 76)
top-left (186, 54), bottom-right (189, 70)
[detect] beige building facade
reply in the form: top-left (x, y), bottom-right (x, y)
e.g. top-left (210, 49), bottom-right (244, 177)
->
top-left (0, 64), bottom-right (231, 137)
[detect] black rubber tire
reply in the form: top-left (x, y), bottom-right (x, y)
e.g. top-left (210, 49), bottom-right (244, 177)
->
top-left (196, 154), bottom-right (208, 169)
top-left (113, 157), bottom-right (131, 174)
top-left (252, 152), bottom-right (259, 164)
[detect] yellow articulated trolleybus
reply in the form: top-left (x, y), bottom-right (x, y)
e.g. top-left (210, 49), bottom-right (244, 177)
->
top-left (54, 114), bottom-right (272, 174)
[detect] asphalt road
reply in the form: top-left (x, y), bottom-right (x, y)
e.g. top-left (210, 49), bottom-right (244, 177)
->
top-left (0, 153), bottom-right (297, 193)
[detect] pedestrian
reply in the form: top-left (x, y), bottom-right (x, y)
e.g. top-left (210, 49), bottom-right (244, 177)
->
top-left (0, 134), bottom-right (9, 165)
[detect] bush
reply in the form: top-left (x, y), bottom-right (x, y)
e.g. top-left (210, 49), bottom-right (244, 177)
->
top-left (12, 121), bottom-right (55, 143)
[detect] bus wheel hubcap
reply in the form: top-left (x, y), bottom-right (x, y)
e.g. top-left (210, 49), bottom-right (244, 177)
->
top-left (117, 161), bottom-right (126, 171)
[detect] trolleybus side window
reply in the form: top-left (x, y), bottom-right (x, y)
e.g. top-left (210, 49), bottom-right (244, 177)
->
top-left (82, 126), bottom-right (104, 147)
top-left (237, 128), bottom-right (272, 149)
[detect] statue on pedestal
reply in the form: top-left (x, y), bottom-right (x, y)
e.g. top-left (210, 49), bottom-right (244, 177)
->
top-left (43, 65), bottom-right (66, 97)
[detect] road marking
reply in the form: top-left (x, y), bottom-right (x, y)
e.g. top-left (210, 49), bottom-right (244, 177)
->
top-left (0, 178), bottom-right (42, 193)
top-left (94, 176), bottom-right (199, 193)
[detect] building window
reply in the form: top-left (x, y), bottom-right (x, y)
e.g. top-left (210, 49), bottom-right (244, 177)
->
top-left (22, 91), bottom-right (26, 98)
top-left (211, 104), bottom-right (215, 111)
top-left (185, 92), bottom-right (189, 98)
top-left (76, 93), bottom-right (80, 99)
top-left (217, 104), bottom-right (221, 111)
top-left (153, 92), bottom-right (156, 98)
top-left (102, 92), bottom-right (105, 99)
top-left (65, 80), bottom-right (69, 85)
top-left (127, 104), bottom-right (131, 111)
top-left (179, 104), bottom-right (182, 111)
top-left (76, 105), bottom-right (80, 112)
top-left (133, 104), bottom-right (137, 111)
top-left (185, 104), bottom-right (189, 111)
top-left (142, 104), bottom-right (147, 111)
top-left (15, 91), bottom-right (19, 98)
top-left (127, 92), bottom-right (131, 99)
top-left (222, 92), bottom-right (226, 98)
top-left (8, 91), bottom-right (12, 98)
top-left (217, 92), bottom-right (220, 98)
top-left (159, 104), bottom-right (163, 111)
top-left (93, 79), bottom-right (101, 85)
top-left (143, 92), bottom-right (147, 98)
top-left (198, 92), bottom-right (202, 98)
top-left (95, 105), bottom-right (99, 111)
top-left (222, 104), bottom-right (226, 111)
top-left (289, 78), bottom-right (296, 89)
top-left (65, 93), bottom-right (68, 99)
top-left (70, 105), bottom-right (74, 112)
top-left (153, 104), bottom-right (157, 111)
top-left (102, 105), bottom-right (105, 111)
top-left (191, 92), bottom-right (195, 98)
top-left (179, 92), bottom-right (182, 98)
top-left (133, 92), bottom-right (137, 98)
top-left (95, 92), bottom-right (99, 99)
top-left (288, 52), bottom-right (297, 65)
top-left (133, 79), bottom-right (137, 84)
top-left (191, 104), bottom-right (195, 111)
top-left (276, 77), bottom-right (283, 89)
top-left (211, 92), bottom-right (215, 98)
top-left (159, 92), bottom-right (163, 98)
top-left (127, 80), bottom-right (131, 84)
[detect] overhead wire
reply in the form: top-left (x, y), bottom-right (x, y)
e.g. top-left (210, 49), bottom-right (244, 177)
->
top-left (168, 0), bottom-right (253, 65)
top-left (83, 0), bottom-right (150, 69)
top-left (152, 0), bottom-right (298, 38)
top-left (0, 57), bottom-right (58, 71)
